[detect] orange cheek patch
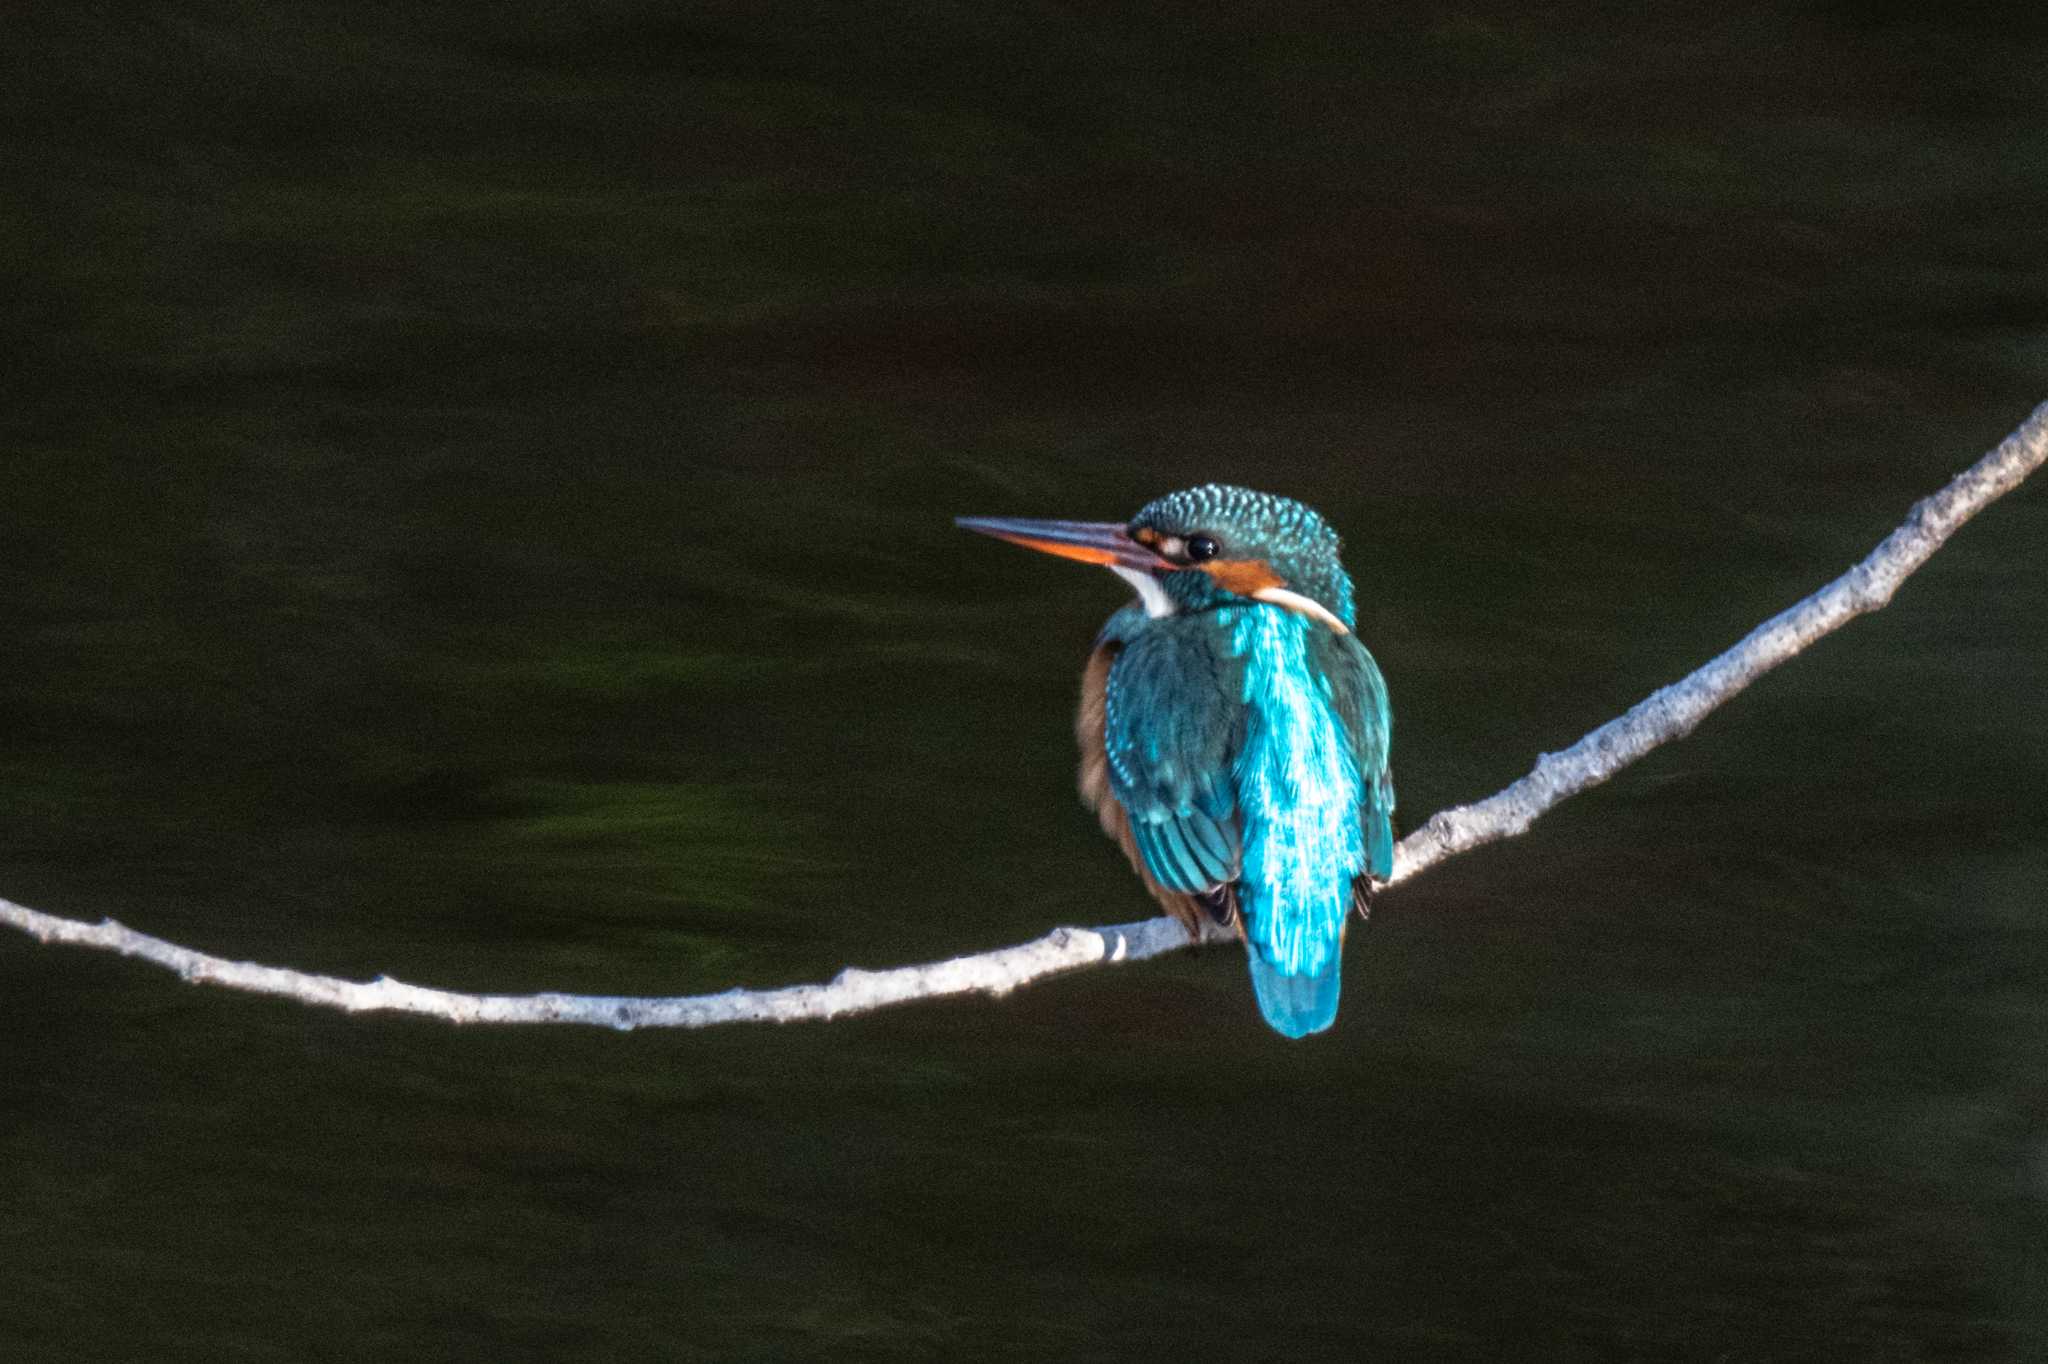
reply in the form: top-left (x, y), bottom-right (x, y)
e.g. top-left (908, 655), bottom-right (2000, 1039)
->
top-left (1200, 558), bottom-right (1286, 594)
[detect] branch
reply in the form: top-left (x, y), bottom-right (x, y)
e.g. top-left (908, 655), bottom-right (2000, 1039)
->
top-left (1395, 400), bottom-right (2048, 883)
top-left (5, 402), bottom-right (2046, 1028)
top-left (0, 899), bottom-right (1204, 1028)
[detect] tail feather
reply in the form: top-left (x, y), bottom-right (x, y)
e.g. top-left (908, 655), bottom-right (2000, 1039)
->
top-left (1246, 949), bottom-right (1342, 1039)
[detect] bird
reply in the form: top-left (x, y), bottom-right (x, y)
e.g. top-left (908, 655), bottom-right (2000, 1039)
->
top-left (957, 483), bottom-right (1394, 1038)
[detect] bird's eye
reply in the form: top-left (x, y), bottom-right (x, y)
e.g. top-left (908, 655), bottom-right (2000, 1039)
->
top-left (1185, 535), bottom-right (1220, 562)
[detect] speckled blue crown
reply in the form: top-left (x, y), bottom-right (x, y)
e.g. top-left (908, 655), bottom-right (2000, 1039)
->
top-left (1130, 483), bottom-right (1355, 627)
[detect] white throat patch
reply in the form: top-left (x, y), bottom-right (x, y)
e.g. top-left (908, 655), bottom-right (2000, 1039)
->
top-left (1111, 565), bottom-right (1176, 618)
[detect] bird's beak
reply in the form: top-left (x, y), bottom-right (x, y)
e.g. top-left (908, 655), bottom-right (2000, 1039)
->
top-left (954, 516), bottom-right (1173, 572)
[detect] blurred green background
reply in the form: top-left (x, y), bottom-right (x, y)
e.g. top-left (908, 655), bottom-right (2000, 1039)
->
top-left (3, 1), bottom-right (2045, 1358)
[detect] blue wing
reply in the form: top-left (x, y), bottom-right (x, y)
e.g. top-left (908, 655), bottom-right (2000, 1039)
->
top-left (1312, 628), bottom-right (1396, 882)
top-left (1077, 604), bottom-right (1395, 1040)
top-left (1098, 610), bottom-right (1245, 896)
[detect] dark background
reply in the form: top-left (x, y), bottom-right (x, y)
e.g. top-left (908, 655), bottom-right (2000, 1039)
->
top-left (4, 2), bottom-right (2046, 1358)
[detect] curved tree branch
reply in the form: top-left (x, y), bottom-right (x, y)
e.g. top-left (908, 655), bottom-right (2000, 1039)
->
top-left (5, 402), bottom-right (2046, 1028)
top-left (1395, 400), bottom-right (2048, 883)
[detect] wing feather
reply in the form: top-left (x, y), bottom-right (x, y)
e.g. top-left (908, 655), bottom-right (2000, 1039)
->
top-left (1311, 628), bottom-right (1397, 885)
top-left (1076, 612), bottom-right (1246, 934)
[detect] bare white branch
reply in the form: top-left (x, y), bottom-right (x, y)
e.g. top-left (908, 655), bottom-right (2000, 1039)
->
top-left (1397, 400), bottom-right (2048, 883)
top-left (5, 402), bottom-right (2045, 1028)
top-left (0, 894), bottom-right (1219, 1029)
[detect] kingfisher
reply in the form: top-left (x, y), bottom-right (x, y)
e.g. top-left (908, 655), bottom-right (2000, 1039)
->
top-left (958, 484), bottom-right (1394, 1038)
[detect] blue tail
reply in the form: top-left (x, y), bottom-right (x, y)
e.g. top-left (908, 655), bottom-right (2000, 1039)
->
top-left (1246, 949), bottom-right (1342, 1039)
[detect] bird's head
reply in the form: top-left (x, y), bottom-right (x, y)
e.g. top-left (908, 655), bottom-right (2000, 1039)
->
top-left (957, 483), bottom-right (1354, 634)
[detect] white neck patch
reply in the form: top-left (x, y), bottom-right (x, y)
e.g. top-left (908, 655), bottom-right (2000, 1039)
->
top-left (1111, 565), bottom-right (1176, 618)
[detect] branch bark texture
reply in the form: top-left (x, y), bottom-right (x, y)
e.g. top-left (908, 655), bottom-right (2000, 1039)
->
top-left (5, 402), bottom-right (2045, 1028)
